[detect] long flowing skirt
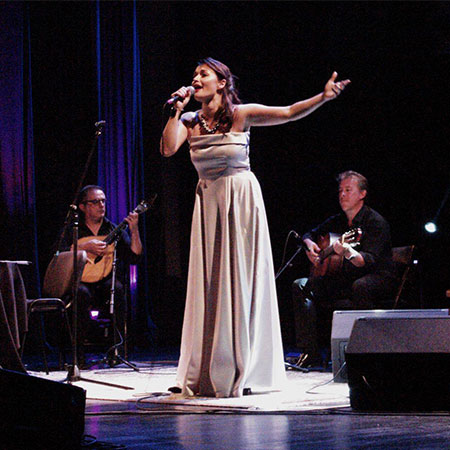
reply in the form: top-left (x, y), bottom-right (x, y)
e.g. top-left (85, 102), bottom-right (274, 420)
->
top-left (175, 171), bottom-right (286, 398)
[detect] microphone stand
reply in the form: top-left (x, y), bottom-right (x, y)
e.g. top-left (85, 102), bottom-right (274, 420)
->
top-left (275, 234), bottom-right (309, 373)
top-left (100, 241), bottom-right (139, 372)
top-left (275, 242), bottom-right (305, 280)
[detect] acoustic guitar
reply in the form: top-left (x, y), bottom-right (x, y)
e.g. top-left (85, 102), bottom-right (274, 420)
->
top-left (310, 227), bottom-right (362, 278)
top-left (79, 196), bottom-right (156, 283)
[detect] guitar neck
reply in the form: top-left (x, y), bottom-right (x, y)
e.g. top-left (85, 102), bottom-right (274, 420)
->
top-left (318, 228), bottom-right (361, 263)
top-left (103, 220), bottom-right (128, 245)
top-left (100, 196), bottom-right (155, 246)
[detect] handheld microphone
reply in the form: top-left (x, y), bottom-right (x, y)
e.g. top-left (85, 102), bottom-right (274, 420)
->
top-left (167, 86), bottom-right (195, 105)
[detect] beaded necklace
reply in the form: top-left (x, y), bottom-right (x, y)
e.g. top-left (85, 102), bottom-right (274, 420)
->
top-left (198, 112), bottom-right (221, 134)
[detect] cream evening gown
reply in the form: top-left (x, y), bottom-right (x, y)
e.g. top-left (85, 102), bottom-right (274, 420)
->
top-left (175, 131), bottom-right (286, 398)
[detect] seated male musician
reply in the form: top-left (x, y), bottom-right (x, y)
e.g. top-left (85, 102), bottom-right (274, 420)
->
top-left (292, 171), bottom-right (397, 368)
top-left (60, 185), bottom-right (142, 366)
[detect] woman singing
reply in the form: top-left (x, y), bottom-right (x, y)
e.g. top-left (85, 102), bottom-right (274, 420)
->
top-left (161, 57), bottom-right (350, 398)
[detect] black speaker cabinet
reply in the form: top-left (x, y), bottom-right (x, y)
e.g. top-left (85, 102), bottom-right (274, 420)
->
top-left (346, 317), bottom-right (450, 412)
top-left (331, 308), bottom-right (449, 383)
top-left (0, 369), bottom-right (86, 449)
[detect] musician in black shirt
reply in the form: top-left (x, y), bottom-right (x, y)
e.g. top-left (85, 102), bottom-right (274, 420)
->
top-left (61, 185), bottom-right (142, 366)
top-left (292, 171), bottom-right (397, 367)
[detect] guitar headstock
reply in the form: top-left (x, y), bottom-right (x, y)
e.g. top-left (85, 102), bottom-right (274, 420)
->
top-left (134, 194), bottom-right (157, 214)
top-left (341, 227), bottom-right (363, 247)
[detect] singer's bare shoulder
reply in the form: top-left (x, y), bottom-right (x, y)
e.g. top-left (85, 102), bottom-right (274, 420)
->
top-left (181, 111), bottom-right (198, 128)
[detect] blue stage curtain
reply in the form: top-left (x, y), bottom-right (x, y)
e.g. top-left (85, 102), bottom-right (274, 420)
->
top-left (0, 3), bottom-right (40, 295)
top-left (96, 1), bottom-right (154, 343)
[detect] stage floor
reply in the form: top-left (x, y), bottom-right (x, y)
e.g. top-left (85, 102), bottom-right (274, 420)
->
top-left (23, 350), bottom-right (450, 449)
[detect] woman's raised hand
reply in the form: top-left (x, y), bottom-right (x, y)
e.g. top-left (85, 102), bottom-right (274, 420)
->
top-left (170, 86), bottom-right (194, 111)
top-left (323, 72), bottom-right (351, 101)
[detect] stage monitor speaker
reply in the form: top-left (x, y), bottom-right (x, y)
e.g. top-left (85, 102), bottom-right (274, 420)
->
top-left (0, 368), bottom-right (86, 449)
top-left (345, 317), bottom-right (450, 412)
top-left (331, 308), bottom-right (449, 383)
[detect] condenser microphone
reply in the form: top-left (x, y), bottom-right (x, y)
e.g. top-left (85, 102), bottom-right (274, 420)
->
top-left (166, 86), bottom-right (195, 105)
top-left (292, 230), bottom-right (302, 241)
top-left (291, 230), bottom-right (305, 247)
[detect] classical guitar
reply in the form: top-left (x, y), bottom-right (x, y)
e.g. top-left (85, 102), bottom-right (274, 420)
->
top-left (79, 196), bottom-right (156, 283)
top-left (310, 227), bottom-right (362, 278)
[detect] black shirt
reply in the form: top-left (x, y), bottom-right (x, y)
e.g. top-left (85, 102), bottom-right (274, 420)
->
top-left (302, 204), bottom-right (395, 277)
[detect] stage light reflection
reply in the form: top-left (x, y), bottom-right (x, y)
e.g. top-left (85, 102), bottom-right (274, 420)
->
top-left (129, 265), bottom-right (137, 288)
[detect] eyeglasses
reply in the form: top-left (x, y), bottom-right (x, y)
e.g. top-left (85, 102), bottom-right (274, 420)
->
top-left (84, 199), bottom-right (107, 205)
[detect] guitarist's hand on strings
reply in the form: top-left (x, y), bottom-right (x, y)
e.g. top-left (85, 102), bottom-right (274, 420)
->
top-left (332, 240), bottom-right (348, 257)
top-left (333, 240), bottom-right (363, 266)
top-left (124, 211), bottom-right (143, 256)
top-left (304, 238), bottom-right (322, 266)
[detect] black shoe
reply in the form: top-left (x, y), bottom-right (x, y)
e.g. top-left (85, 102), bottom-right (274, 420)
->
top-left (168, 386), bottom-right (182, 393)
top-left (243, 388), bottom-right (252, 396)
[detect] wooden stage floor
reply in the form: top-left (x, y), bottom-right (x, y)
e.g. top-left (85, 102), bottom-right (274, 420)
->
top-left (19, 349), bottom-right (450, 449)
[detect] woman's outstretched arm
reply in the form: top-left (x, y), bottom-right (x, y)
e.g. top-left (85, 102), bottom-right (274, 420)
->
top-left (237, 72), bottom-right (350, 128)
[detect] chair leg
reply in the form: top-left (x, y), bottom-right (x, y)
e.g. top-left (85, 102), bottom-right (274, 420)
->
top-left (37, 313), bottom-right (50, 375)
top-left (22, 302), bottom-right (73, 373)
top-left (64, 308), bottom-right (73, 343)
top-left (20, 330), bottom-right (28, 360)
top-left (58, 309), bottom-right (65, 370)
top-left (22, 308), bottom-right (50, 374)
top-left (58, 309), bottom-right (73, 370)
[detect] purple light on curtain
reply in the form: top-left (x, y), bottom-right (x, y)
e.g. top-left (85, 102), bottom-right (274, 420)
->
top-left (0, 4), bottom-right (27, 216)
top-left (0, 3), bottom-right (40, 294)
top-left (96, 1), bottom-right (143, 221)
top-left (96, 1), bottom-right (150, 334)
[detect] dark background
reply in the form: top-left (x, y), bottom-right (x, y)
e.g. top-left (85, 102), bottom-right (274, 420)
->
top-left (24, 1), bottom-right (450, 348)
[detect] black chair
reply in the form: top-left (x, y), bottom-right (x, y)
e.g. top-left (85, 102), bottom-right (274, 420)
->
top-left (323, 244), bottom-right (416, 309)
top-left (292, 245), bottom-right (416, 356)
top-left (21, 251), bottom-right (87, 373)
top-left (391, 245), bottom-right (415, 309)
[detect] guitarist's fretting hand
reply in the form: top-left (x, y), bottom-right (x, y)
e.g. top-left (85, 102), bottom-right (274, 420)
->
top-left (124, 211), bottom-right (143, 256)
top-left (124, 211), bottom-right (139, 233)
top-left (303, 239), bottom-right (322, 267)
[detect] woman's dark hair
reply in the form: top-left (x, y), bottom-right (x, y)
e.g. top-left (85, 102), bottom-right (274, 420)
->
top-left (198, 57), bottom-right (242, 130)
